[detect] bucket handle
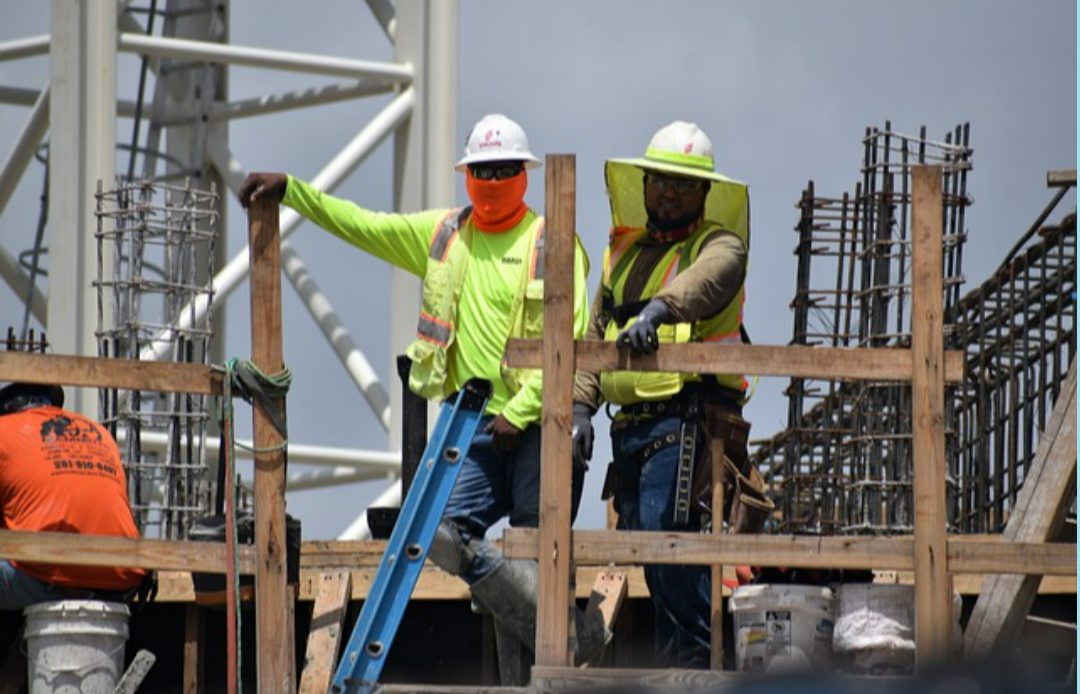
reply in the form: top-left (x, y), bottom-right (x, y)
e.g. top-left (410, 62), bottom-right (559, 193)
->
top-left (22, 639), bottom-right (126, 675)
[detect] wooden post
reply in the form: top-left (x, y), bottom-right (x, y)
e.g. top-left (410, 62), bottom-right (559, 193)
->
top-left (536, 154), bottom-right (577, 668)
top-left (910, 165), bottom-right (953, 668)
top-left (710, 437), bottom-right (725, 669)
top-left (248, 199), bottom-right (293, 693)
top-left (183, 605), bottom-right (204, 694)
top-left (298, 571), bottom-right (352, 694)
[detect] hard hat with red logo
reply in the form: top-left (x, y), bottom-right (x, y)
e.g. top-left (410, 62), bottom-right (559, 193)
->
top-left (605, 120), bottom-right (750, 241)
top-left (455, 114), bottom-right (541, 171)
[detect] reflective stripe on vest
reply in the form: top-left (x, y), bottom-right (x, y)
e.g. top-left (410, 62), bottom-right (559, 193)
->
top-left (408, 208), bottom-right (547, 401)
top-left (605, 223), bottom-right (740, 344)
top-left (417, 311), bottom-right (453, 348)
top-left (529, 221), bottom-right (546, 280)
top-left (429, 207), bottom-right (471, 262)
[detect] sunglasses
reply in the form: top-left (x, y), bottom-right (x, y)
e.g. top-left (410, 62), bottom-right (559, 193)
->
top-left (645, 173), bottom-right (707, 195)
top-left (470, 163), bottom-right (525, 181)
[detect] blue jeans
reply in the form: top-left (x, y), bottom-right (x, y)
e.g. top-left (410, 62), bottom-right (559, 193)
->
top-left (612, 413), bottom-right (711, 669)
top-left (0, 560), bottom-right (66, 611)
top-left (442, 408), bottom-right (585, 584)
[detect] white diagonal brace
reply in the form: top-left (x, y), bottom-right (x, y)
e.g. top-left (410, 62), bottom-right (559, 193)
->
top-left (118, 32), bottom-right (413, 83)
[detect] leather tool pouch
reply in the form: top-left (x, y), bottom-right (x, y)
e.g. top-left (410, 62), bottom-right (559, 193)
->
top-left (691, 404), bottom-right (773, 534)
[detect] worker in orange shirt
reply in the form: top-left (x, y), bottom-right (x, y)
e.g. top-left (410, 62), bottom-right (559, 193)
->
top-left (0, 382), bottom-right (148, 610)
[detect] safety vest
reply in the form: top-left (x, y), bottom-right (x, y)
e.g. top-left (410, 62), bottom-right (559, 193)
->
top-left (599, 221), bottom-right (747, 404)
top-left (405, 207), bottom-right (547, 401)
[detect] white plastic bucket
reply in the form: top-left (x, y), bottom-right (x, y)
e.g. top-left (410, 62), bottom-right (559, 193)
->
top-left (729, 584), bottom-right (836, 672)
top-left (22, 600), bottom-right (130, 694)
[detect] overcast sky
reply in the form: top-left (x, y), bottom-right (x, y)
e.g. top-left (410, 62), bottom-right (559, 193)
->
top-left (0, 1), bottom-right (1076, 539)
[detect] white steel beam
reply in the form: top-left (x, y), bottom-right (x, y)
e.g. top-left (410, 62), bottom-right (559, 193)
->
top-left (0, 85), bottom-right (49, 220)
top-left (387, 0), bottom-right (458, 452)
top-left (118, 32), bottom-right (414, 83)
top-left (48, 0), bottom-right (117, 417)
top-left (0, 34), bottom-right (49, 62)
top-left (0, 247), bottom-right (46, 324)
top-left (0, 85), bottom-right (40, 106)
top-left (286, 467), bottom-right (396, 492)
top-left (196, 82), bottom-right (393, 124)
top-left (338, 480), bottom-right (401, 540)
top-left (364, 0), bottom-right (397, 42)
top-left (124, 429), bottom-right (401, 472)
top-left (280, 244), bottom-right (393, 430)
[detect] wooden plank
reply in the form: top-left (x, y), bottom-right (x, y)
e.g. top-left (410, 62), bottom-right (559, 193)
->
top-left (505, 528), bottom-right (914, 569)
top-left (248, 198), bottom-right (292, 693)
top-left (183, 605), bottom-right (203, 694)
top-left (583, 569), bottom-right (628, 640)
top-left (0, 528), bottom-right (256, 574)
top-left (153, 564), bottom-right (1075, 603)
top-left (0, 349), bottom-right (223, 395)
top-left (503, 528), bottom-right (1075, 576)
top-left (884, 572), bottom-right (1076, 595)
top-left (709, 435), bottom-right (725, 670)
top-left (966, 360), bottom-right (1077, 658)
top-left (1047, 169), bottom-right (1077, 187)
top-left (536, 153), bottom-right (576, 668)
top-left (948, 540), bottom-right (1076, 576)
top-left (298, 571), bottom-right (352, 694)
top-left (531, 665), bottom-right (740, 690)
top-left (504, 339), bottom-right (966, 383)
top-left (910, 165), bottom-right (952, 668)
top-left (114, 649), bottom-right (157, 694)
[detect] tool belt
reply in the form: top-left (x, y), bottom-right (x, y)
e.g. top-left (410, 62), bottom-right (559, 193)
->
top-left (694, 403), bottom-right (774, 534)
top-left (604, 388), bottom-right (774, 534)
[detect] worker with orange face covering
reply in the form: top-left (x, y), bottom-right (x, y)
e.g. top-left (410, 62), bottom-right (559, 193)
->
top-left (240, 114), bottom-right (603, 683)
top-left (0, 382), bottom-right (148, 609)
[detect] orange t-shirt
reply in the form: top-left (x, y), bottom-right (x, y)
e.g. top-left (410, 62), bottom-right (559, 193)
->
top-left (0, 406), bottom-right (147, 590)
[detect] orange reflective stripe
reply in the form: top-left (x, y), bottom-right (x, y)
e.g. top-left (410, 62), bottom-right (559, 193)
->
top-left (700, 331), bottom-right (741, 344)
top-left (605, 231), bottom-right (640, 285)
top-left (660, 251), bottom-right (682, 286)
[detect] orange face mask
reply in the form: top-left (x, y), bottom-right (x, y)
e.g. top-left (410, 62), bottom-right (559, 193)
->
top-left (466, 170), bottom-right (529, 232)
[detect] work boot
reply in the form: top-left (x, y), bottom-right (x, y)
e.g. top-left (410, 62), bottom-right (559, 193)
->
top-left (427, 519), bottom-right (475, 576)
top-left (468, 558), bottom-right (613, 673)
top-left (493, 617), bottom-right (534, 686)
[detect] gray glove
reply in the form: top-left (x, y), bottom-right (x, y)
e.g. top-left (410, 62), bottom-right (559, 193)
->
top-left (616, 299), bottom-right (672, 354)
top-left (571, 402), bottom-right (595, 470)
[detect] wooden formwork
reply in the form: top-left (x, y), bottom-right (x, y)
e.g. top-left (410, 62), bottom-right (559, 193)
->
top-left (0, 164), bottom-right (1075, 693)
top-left (501, 159), bottom-right (1077, 682)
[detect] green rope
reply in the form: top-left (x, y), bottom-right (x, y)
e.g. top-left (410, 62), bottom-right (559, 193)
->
top-left (214, 356), bottom-right (293, 693)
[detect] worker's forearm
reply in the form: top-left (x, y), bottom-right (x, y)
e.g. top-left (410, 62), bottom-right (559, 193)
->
top-left (654, 231), bottom-right (747, 322)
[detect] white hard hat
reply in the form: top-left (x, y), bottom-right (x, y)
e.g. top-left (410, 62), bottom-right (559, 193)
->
top-left (641, 121), bottom-right (717, 176)
top-left (455, 114), bottom-right (541, 171)
top-left (605, 120), bottom-right (750, 239)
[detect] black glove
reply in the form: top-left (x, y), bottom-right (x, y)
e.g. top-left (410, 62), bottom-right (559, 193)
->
top-left (238, 172), bottom-right (288, 208)
top-left (571, 402), bottom-right (595, 469)
top-left (616, 299), bottom-right (672, 355)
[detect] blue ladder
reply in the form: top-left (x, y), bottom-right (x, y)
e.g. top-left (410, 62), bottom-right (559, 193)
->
top-left (329, 379), bottom-right (491, 694)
